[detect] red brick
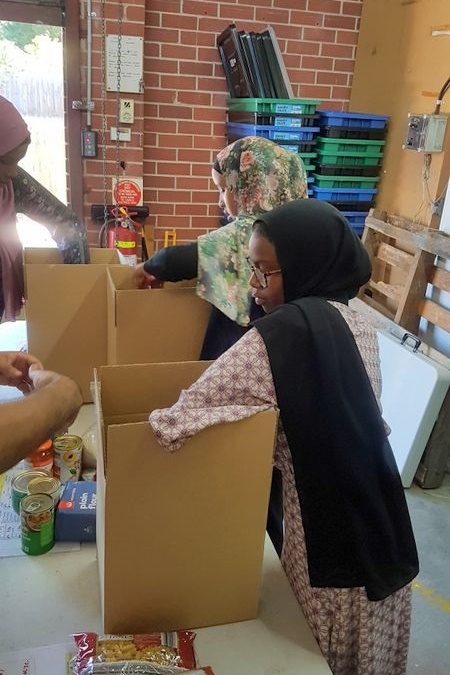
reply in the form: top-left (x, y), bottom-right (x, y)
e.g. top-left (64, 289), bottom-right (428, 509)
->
top-left (321, 43), bottom-right (355, 58)
top-left (151, 175), bottom-right (176, 188)
top-left (334, 58), bottom-right (355, 72)
top-left (308, 0), bottom-right (342, 13)
top-left (146, 57), bottom-right (178, 73)
top-left (324, 14), bottom-right (357, 30)
top-left (342, 1), bottom-right (363, 17)
top-left (162, 13), bottom-right (198, 30)
top-left (195, 135), bottom-right (227, 150)
top-left (219, 4), bottom-right (255, 21)
top-left (146, 0), bottom-right (181, 12)
top-left (177, 174), bottom-right (211, 189)
top-left (287, 40), bottom-right (321, 55)
top-left (303, 27), bottom-right (337, 43)
top-left (177, 120), bottom-right (214, 135)
top-left (193, 107), bottom-right (225, 123)
top-left (178, 148), bottom-right (213, 163)
top-left (125, 6), bottom-right (145, 22)
top-left (159, 134), bottom-right (194, 148)
top-left (269, 0), bottom-right (308, 6)
top-left (294, 84), bottom-right (332, 99)
top-left (161, 43), bottom-right (197, 60)
top-left (302, 55), bottom-right (334, 70)
top-left (288, 68), bottom-right (316, 85)
top-left (198, 16), bottom-right (236, 32)
top-left (144, 89), bottom-right (176, 104)
top-left (160, 74), bottom-right (197, 90)
top-left (196, 77), bottom-right (228, 93)
top-left (316, 71), bottom-right (350, 86)
top-left (146, 27), bottom-right (179, 43)
top-left (159, 104), bottom-right (193, 120)
top-left (148, 148), bottom-right (177, 161)
top-left (198, 46), bottom-right (220, 62)
top-left (175, 204), bottom-right (210, 216)
top-left (331, 85), bottom-right (352, 100)
top-left (158, 190), bottom-right (192, 202)
top-left (191, 162), bottom-right (215, 177)
top-left (179, 60), bottom-right (214, 77)
top-left (157, 161), bottom-right (191, 175)
top-left (271, 24), bottom-right (302, 40)
top-left (336, 30), bottom-right (359, 45)
top-left (144, 118), bottom-right (177, 133)
top-left (177, 90), bottom-right (212, 106)
top-left (255, 7), bottom-right (290, 23)
top-left (291, 10), bottom-right (323, 26)
top-left (183, 0), bottom-right (218, 16)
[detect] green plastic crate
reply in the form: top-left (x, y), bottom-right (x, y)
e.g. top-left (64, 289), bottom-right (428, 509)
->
top-left (317, 137), bottom-right (385, 154)
top-left (312, 173), bottom-right (380, 189)
top-left (228, 97), bottom-right (320, 115)
top-left (317, 150), bottom-right (383, 166)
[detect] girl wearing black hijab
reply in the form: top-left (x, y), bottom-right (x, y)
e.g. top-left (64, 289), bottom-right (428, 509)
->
top-left (149, 199), bottom-right (418, 675)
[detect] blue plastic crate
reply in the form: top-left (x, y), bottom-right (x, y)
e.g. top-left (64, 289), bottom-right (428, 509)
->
top-left (226, 122), bottom-right (320, 142)
top-left (319, 110), bottom-right (389, 129)
top-left (340, 211), bottom-right (369, 228)
top-left (312, 187), bottom-right (377, 202)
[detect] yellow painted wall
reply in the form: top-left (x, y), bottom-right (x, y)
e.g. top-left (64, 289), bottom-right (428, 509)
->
top-left (350, 0), bottom-right (450, 224)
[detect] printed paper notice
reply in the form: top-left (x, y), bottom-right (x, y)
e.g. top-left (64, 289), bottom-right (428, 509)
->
top-left (106, 35), bottom-right (144, 93)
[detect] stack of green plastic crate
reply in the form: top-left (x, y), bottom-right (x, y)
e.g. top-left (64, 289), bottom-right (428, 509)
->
top-left (312, 111), bottom-right (389, 235)
top-left (226, 97), bottom-right (322, 194)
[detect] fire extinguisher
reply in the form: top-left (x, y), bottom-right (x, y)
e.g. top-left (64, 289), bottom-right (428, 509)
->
top-left (99, 206), bottom-right (139, 266)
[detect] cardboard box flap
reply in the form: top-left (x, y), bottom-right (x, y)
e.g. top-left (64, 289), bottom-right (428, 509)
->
top-left (25, 248), bottom-right (121, 402)
top-left (98, 361), bottom-right (210, 417)
top-left (106, 267), bottom-right (211, 365)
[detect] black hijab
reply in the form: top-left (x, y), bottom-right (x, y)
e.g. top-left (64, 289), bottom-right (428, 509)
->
top-left (253, 200), bottom-right (418, 601)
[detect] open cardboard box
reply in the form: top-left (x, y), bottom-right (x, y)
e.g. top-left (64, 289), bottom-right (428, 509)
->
top-left (106, 266), bottom-right (211, 365)
top-left (24, 247), bottom-right (120, 402)
top-left (94, 361), bottom-right (278, 633)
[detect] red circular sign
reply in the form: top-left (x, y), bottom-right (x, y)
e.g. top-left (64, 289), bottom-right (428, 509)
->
top-left (113, 179), bottom-right (142, 206)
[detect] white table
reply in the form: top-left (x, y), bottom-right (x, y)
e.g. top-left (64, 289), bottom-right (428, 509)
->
top-left (0, 402), bottom-right (331, 674)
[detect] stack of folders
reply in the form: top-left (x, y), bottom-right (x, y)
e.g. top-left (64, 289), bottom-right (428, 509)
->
top-left (217, 23), bottom-right (293, 99)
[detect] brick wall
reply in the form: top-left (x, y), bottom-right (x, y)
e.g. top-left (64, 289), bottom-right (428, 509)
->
top-left (82, 0), bottom-right (362, 250)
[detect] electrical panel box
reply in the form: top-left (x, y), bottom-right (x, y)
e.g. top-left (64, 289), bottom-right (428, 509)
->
top-left (403, 113), bottom-right (448, 152)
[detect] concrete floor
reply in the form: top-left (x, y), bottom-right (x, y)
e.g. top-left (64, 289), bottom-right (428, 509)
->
top-left (406, 471), bottom-right (450, 675)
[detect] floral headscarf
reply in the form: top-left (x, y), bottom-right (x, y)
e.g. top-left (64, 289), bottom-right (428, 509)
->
top-left (197, 137), bottom-right (308, 326)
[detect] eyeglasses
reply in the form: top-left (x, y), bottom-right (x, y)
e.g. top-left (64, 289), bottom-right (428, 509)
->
top-left (246, 257), bottom-right (281, 288)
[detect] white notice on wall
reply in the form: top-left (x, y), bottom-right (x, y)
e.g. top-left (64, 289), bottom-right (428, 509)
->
top-left (106, 35), bottom-right (144, 93)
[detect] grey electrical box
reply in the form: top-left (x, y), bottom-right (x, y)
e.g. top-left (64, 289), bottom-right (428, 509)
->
top-left (403, 113), bottom-right (448, 152)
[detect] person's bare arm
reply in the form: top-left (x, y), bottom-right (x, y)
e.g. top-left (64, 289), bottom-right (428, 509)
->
top-left (0, 369), bottom-right (82, 474)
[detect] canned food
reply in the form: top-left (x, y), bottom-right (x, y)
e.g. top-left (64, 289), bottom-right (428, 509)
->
top-left (20, 493), bottom-right (55, 555)
top-left (11, 470), bottom-right (49, 515)
top-left (23, 439), bottom-right (53, 474)
top-left (53, 434), bottom-right (83, 482)
top-left (27, 476), bottom-right (62, 506)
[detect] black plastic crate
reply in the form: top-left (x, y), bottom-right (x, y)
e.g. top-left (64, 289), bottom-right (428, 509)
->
top-left (328, 201), bottom-right (375, 212)
top-left (314, 164), bottom-right (381, 177)
top-left (320, 126), bottom-right (387, 141)
top-left (228, 110), bottom-right (320, 127)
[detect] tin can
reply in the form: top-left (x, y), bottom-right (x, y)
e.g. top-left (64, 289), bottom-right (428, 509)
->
top-left (27, 475), bottom-right (62, 507)
top-left (20, 493), bottom-right (55, 555)
top-left (23, 439), bottom-right (53, 474)
top-left (11, 470), bottom-right (49, 515)
top-left (52, 434), bottom-right (83, 482)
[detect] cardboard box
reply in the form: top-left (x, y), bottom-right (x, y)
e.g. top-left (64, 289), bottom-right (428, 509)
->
top-left (94, 361), bottom-right (278, 634)
top-left (106, 266), bottom-right (211, 365)
top-left (24, 247), bottom-right (120, 402)
top-left (55, 481), bottom-right (97, 542)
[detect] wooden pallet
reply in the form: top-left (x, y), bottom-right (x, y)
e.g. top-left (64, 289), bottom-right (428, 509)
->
top-left (359, 210), bottom-right (450, 488)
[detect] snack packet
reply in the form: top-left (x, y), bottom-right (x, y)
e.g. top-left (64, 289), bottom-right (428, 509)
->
top-left (71, 632), bottom-right (196, 675)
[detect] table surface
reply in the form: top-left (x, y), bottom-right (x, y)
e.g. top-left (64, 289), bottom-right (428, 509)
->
top-left (0, 365), bottom-right (331, 674)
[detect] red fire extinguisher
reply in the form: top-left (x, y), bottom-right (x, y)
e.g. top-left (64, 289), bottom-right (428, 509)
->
top-left (99, 206), bottom-right (139, 266)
